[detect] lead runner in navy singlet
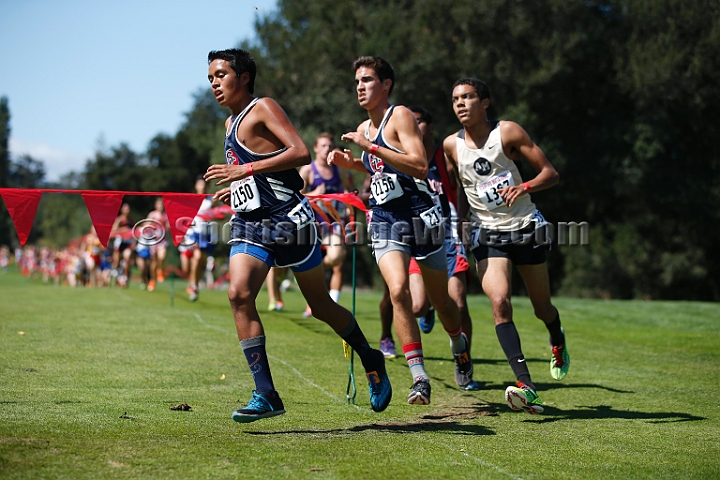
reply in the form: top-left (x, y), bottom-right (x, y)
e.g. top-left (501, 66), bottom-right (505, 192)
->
top-left (204, 49), bottom-right (391, 423)
top-left (328, 56), bottom-right (474, 406)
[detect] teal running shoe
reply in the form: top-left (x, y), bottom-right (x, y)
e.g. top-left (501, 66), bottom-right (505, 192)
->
top-left (505, 382), bottom-right (544, 414)
top-left (366, 352), bottom-right (392, 412)
top-left (232, 391), bottom-right (286, 423)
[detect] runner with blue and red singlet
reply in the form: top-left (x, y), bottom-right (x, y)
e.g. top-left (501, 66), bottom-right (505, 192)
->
top-left (328, 56), bottom-right (474, 405)
top-left (203, 48), bottom-right (391, 423)
top-left (378, 106), bottom-right (479, 391)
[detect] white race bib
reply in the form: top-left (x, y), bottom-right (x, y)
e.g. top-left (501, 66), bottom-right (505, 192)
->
top-left (371, 173), bottom-right (403, 205)
top-left (419, 203), bottom-right (443, 229)
top-left (475, 170), bottom-right (515, 210)
top-left (230, 177), bottom-right (261, 212)
top-left (288, 197), bottom-right (314, 229)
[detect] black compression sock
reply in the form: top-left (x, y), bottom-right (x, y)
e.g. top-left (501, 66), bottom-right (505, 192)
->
top-left (545, 313), bottom-right (565, 346)
top-left (496, 322), bottom-right (534, 389)
top-left (339, 317), bottom-right (380, 372)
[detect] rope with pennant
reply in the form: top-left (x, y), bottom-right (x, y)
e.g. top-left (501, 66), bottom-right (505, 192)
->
top-left (0, 188), bottom-right (367, 248)
top-left (1, 187), bottom-right (368, 403)
top-left (0, 188), bottom-right (206, 247)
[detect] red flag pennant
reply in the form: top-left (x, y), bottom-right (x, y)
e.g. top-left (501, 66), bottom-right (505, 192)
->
top-left (162, 194), bottom-right (206, 246)
top-left (196, 205), bottom-right (233, 221)
top-left (0, 189), bottom-right (43, 245)
top-left (307, 192), bottom-right (368, 212)
top-left (82, 192), bottom-right (125, 248)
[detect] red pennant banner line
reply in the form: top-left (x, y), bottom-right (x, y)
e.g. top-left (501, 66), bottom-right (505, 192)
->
top-left (0, 188), bottom-right (207, 197)
top-left (309, 201), bottom-right (334, 225)
top-left (82, 193), bottom-right (125, 248)
top-left (306, 192), bottom-right (368, 212)
top-left (0, 188), bottom-right (368, 247)
top-left (162, 194), bottom-right (207, 247)
top-left (0, 189), bottom-right (43, 246)
top-left (196, 205), bottom-right (233, 221)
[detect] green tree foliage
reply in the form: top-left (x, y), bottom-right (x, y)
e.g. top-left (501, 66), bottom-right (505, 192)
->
top-left (82, 143), bottom-right (154, 214)
top-left (240, 0), bottom-right (720, 299)
top-left (34, 193), bottom-right (90, 249)
top-left (4, 154), bottom-right (89, 247)
top-left (8, 155), bottom-right (47, 189)
top-left (4, 1), bottom-right (718, 299)
top-left (0, 97), bottom-right (11, 247)
top-left (143, 89), bottom-right (227, 193)
top-left (0, 97), bottom-right (9, 189)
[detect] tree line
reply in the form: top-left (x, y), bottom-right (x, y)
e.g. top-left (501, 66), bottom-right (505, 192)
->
top-left (1, 0), bottom-right (718, 300)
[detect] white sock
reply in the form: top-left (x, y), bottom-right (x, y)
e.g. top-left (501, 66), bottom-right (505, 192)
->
top-left (329, 289), bottom-right (341, 303)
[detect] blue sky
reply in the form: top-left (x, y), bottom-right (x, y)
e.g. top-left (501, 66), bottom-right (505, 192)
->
top-left (0, 0), bottom-right (276, 181)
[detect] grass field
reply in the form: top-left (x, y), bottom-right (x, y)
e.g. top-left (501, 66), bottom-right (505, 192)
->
top-left (1, 267), bottom-right (719, 479)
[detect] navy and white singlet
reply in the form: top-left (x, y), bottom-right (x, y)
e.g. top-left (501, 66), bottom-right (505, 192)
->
top-left (224, 98), bottom-right (304, 218)
top-left (225, 98), bottom-right (319, 267)
top-left (361, 106), bottom-right (443, 256)
top-left (361, 106), bottom-right (436, 216)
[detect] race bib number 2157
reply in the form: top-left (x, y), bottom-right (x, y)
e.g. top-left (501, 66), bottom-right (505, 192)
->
top-left (288, 198), bottom-right (314, 229)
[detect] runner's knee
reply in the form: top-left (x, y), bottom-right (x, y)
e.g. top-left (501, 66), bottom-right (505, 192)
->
top-left (228, 284), bottom-right (254, 308)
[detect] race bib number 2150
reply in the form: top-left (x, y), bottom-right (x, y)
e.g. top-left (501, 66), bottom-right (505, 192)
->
top-left (230, 177), bottom-right (261, 212)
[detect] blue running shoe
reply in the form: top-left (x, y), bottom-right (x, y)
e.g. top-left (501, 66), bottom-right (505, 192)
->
top-left (419, 308), bottom-right (435, 334)
top-left (232, 391), bottom-right (286, 423)
top-left (366, 350), bottom-right (392, 412)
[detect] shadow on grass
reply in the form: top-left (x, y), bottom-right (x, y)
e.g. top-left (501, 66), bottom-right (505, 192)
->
top-left (424, 356), bottom-right (547, 366)
top-left (533, 382), bottom-right (633, 394)
top-left (523, 405), bottom-right (706, 424)
top-left (248, 421), bottom-right (495, 436)
top-left (428, 377), bottom-right (633, 395)
top-left (247, 404), bottom-right (497, 436)
top-left (428, 352), bottom-right (512, 365)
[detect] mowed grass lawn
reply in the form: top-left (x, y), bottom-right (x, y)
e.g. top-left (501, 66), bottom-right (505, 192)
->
top-left (1, 267), bottom-right (719, 480)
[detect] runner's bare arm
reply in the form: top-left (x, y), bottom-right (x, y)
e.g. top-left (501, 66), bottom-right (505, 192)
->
top-left (498, 121), bottom-right (559, 207)
top-left (340, 107), bottom-right (428, 179)
top-left (328, 123), bottom-right (370, 173)
top-left (205, 98), bottom-right (311, 186)
top-left (444, 134), bottom-right (468, 241)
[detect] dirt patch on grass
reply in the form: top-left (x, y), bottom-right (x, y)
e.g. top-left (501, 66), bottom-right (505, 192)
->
top-left (377, 403), bottom-right (498, 428)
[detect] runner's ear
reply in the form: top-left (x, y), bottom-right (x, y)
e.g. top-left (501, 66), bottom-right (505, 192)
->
top-left (240, 72), bottom-right (250, 89)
